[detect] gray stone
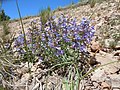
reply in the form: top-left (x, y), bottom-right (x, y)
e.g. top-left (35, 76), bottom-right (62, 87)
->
top-left (93, 82), bottom-right (99, 88)
top-left (31, 65), bottom-right (37, 72)
top-left (91, 68), bottom-right (107, 82)
top-left (32, 83), bottom-right (40, 90)
top-left (108, 74), bottom-right (120, 88)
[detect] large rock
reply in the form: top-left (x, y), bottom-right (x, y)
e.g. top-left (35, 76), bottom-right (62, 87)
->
top-left (108, 74), bottom-right (120, 89)
top-left (95, 53), bottom-right (120, 74)
top-left (91, 68), bottom-right (107, 82)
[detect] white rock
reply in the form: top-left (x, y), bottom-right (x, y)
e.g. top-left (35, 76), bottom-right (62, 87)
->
top-left (108, 74), bottom-right (120, 88)
top-left (91, 68), bottom-right (107, 82)
top-left (32, 83), bottom-right (40, 90)
top-left (20, 66), bottom-right (29, 74)
top-left (31, 65), bottom-right (37, 72)
top-left (20, 73), bottom-right (31, 83)
top-left (93, 82), bottom-right (99, 88)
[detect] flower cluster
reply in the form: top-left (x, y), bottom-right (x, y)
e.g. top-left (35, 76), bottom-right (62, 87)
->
top-left (42, 15), bottom-right (95, 55)
top-left (14, 15), bottom-right (95, 62)
top-left (14, 20), bottom-right (41, 53)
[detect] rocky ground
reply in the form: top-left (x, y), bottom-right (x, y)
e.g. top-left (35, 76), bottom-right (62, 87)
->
top-left (0, 0), bottom-right (120, 90)
top-left (5, 51), bottom-right (119, 90)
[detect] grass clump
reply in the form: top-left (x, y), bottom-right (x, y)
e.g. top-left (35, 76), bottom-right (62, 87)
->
top-left (39, 6), bottom-right (51, 25)
top-left (0, 19), bottom-right (15, 90)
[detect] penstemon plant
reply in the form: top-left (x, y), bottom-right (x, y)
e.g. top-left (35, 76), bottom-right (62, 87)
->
top-left (14, 14), bottom-right (95, 64)
top-left (13, 14), bottom-right (95, 89)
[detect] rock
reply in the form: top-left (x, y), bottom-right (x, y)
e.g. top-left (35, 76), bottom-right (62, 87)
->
top-left (17, 66), bottom-right (29, 74)
top-left (20, 73), bottom-right (31, 83)
top-left (93, 82), bottom-right (99, 88)
top-left (32, 83), bottom-right (40, 90)
top-left (101, 47), bottom-right (111, 53)
top-left (101, 82), bottom-right (111, 90)
top-left (31, 65), bottom-right (37, 72)
top-left (99, 50), bottom-right (107, 56)
top-left (91, 68), bottom-right (107, 82)
top-left (95, 53), bottom-right (119, 74)
top-left (108, 74), bottom-right (120, 88)
top-left (91, 41), bottom-right (100, 53)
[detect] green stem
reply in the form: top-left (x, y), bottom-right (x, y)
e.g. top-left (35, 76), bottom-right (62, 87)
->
top-left (47, 61), bottom-right (73, 72)
top-left (16, 0), bottom-right (27, 48)
top-left (16, 0), bottom-right (30, 71)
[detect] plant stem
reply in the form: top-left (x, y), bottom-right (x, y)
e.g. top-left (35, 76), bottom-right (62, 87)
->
top-left (16, 0), bottom-right (30, 71)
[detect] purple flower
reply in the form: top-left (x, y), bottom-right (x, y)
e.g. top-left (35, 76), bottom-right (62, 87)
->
top-left (89, 26), bottom-right (95, 37)
top-left (48, 41), bottom-right (54, 48)
top-left (13, 15), bottom-right (95, 61)
top-left (74, 34), bottom-right (81, 41)
top-left (63, 37), bottom-right (70, 42)
top-left (80, 44), bottom-right (87, 52)
top-left (55, 50), bottom-right (64, 57)
top-left (72, 42), bottom-right (80, 49)
top-left (15, 34), bottom-right (24, 46)
top-left (38, 56), bottom-right (43, 62)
